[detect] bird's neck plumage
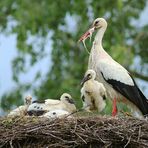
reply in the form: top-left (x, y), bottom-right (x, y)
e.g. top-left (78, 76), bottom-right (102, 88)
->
top-left (88, 24), bottom-right (112, 69)
top-left (91, 25), bottom-right (112, 60)
top-left (94, 26), bottom-right (107, 49)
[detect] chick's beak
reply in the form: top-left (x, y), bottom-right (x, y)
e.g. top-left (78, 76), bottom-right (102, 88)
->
top-left (67, 98), bottom-right (75, 104)
top-left (81, 75), bottom-right (90, 86)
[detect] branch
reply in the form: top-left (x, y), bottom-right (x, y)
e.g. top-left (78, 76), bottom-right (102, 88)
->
top-left (128, 70), bottom-right (148, 82)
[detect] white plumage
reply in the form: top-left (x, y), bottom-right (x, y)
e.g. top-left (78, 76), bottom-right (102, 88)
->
top-left (27, 93), bottom-right (76, 116)
top-left (79, 18), bottom-right (148, 118)
top-left (7, 95), bottom-right (32, 117)
top-left (41, 109), bottom-right (71, 119)
top-left (81, 69), bottom-right (106, 112)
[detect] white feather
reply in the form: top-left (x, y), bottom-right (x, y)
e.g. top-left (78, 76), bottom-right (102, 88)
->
top-left (7, 106), bottom-right (27, 117)
top-left (41, 109), bottom-right (70, 119)
top-left (45, 99), bottom-right (61, 105)
top-left (98, 59), bottom-right (134, 85)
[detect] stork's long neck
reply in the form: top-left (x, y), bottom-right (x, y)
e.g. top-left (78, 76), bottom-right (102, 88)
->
top-left (89, 25), bottom-right (109, 68)
top-left (94, 26), bottom-right (107, 49)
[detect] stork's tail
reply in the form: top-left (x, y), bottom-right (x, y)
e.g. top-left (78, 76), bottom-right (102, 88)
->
top-left (137, 87), bottom-right (148, 117)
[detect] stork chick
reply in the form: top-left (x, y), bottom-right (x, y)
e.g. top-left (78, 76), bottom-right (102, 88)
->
top-left (41, 109), bottom-right (71, 119)
top-left (27, 93), bottom-right (76, 116)
top-left (81, 69), bottom-right (106, 112)
top-left (7, 95), bottom-right (32, 117)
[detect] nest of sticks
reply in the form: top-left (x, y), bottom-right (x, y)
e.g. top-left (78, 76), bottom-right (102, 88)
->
top-left (0, 115), bottom-right (148, 148)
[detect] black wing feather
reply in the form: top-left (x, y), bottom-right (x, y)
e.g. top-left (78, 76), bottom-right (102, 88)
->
top-left (32, 100), bottom-right (45, 103)
top-left (27, 110), bottom-right (46, 116)
top-left (101, 72), bottom-right (148, 116)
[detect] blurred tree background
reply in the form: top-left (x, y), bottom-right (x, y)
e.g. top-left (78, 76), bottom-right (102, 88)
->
top-left (0, 0), bottom-right (148, 113)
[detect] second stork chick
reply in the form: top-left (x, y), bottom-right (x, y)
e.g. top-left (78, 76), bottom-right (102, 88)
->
top-left (7, 95), bottom-right (32, 117)
top-left (27, 93), bottom-right (76, 116)
top-left (81, 69), bottom-right (106, 112)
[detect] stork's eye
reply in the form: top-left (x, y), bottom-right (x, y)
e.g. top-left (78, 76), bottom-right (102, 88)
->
top-left (95, 20), bottom-right (99, 25)
top-left (88, 74), bottom-right (91, 78)
top-left (65, 96), bottom-right (69, 99)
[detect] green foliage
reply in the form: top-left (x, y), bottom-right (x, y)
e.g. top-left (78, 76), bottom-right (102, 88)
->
top-left (0, 0), bottom-right (147, 112)
top-left (1, 83), bottom-right (31, 111)
top-left (134, 25), bottom-right (148, 64)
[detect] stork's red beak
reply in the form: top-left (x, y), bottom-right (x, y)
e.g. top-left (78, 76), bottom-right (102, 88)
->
top-left (78, 27), bottom-right (95, 42)
top-left (78, 30), bottom-right (91, 42)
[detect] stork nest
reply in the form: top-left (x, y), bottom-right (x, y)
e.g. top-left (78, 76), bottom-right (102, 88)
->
top-left (0, 115), bottom-right (148, 148)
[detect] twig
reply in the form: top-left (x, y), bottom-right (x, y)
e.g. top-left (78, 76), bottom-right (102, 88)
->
top-left (138, 126), bottom-right (141, 142)
top-left (75, 132), bottom-right (87, 144)
top-left (124, 136), bottom-right (131, 148)
top-left (9, 140), bottom-right (13, 148)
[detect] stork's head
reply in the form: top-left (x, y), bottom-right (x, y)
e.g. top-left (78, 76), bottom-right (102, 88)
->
top-left (81, 69), bottom-right (96, 86)
top-left (78, 18), bottom-right (107, 42)
top-left (25, 95), bottom-right (32, 105)
top-left (60, 93), bottom-right (75, 105)
top-left (92, 18), bottom-right (107, 29)
top-left (60, 93), bottom-right (76, 112)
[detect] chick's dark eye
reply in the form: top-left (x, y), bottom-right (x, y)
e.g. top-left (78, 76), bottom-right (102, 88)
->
top-left (65, 96), bottom-right (69, 99)
top-left (88, 74), bottom-right (91, 77)
top-left (95, 21), bottom-right (99, 25)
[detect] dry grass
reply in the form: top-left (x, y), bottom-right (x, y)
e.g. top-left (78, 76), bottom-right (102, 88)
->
top-left (0, 115), bottom-right (148, 148)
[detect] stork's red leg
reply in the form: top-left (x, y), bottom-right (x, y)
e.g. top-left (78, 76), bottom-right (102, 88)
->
top-left (112, 98), bottom-right (117, 116)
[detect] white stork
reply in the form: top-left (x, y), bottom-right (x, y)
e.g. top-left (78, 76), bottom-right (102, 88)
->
top-left (7, 95), bottom-right (32, 117)
top-left (27, 93), bottom-right (76, 116)
top-left (81, 69), bottom-right (106, 112)
top-left (79, 18), bottom-right (148, 118)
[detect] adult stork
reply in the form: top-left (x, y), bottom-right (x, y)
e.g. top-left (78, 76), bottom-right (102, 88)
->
top-left (81, 69), bottom-right (106, 112)
top-left (79, 18), bottom-right (148, 118)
